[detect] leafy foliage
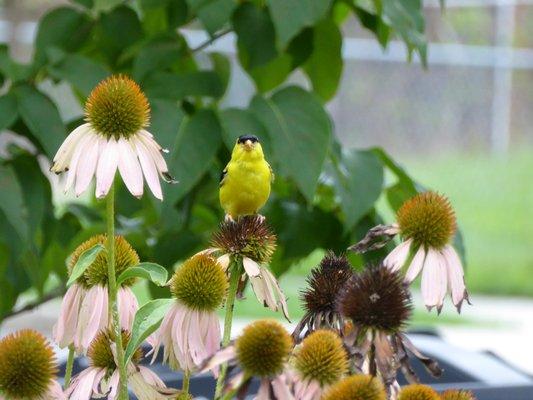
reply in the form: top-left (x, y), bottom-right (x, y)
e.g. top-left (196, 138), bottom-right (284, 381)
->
top-left (0, 0), bottom-right (439, 320)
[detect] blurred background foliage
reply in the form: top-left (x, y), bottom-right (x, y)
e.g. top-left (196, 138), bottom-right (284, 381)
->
top-left (0, 0), bottom-right (442, 319)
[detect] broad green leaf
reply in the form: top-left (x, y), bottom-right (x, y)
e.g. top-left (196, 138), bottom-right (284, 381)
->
top-left (233, 3), bottom-right (278, 69)
top-left (0, 165), bottom-right (28, 241)
top-left (14, 85), bottom-right (66, 159)
top-left (382, 0), bottom-right (427, 63)
top-left (66, 243), bottom-right (105, 286)
top-left (71, 0), bottom-right (94, 8)
top-left (149, 99), bottom-right (186, 151)
top-left (351, 5), bottom-right (390, 48)
top-left (165, 109), bottom-right (222, 204)
top-left (133, 40), bottom-right (185, 82)
top-left (117, 262), bottom-right (168, 286)
top-left (47, 53), bottom-right (110, 97)
top-left (218, 108), bottom-right (271, 155)
top-left (144, 71), bottom-right (224, 100)
top-left (186, 0), bottom-right (237, 35)
top-left (0, 93), bottom-right (18, 131)
top-left (34, 7), bottom-right (92, 65)
top-left (303, 19), bottom-right (342, 101)
top-left (333, 149), bottom-right (384, 230)
top-left (250, 86), bottom-right (331, 201)
top-left (267, 0), bottom-right (333, 48)
top-left (249, 54), bottom-right (292, 93)
top-left (0, 46), bottom-right (33, 82)
top-left (210, 53), bottom-right (230, 97)
top-left (94, 0), bottom-right (124, 12)
top-left (125, 298), bottom-right (175, 363)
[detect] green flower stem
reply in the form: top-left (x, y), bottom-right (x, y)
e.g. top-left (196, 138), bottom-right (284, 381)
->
top-left (214, 259), bottom-right (242, 399)
top-left (182, 369), bottom-right (191, 394)
top-left (106, 184), bottom-right (129, 400)
top-left (400, 242), bottom-right (420, 273)
top-left (63, 345), bottom-right (75, 388)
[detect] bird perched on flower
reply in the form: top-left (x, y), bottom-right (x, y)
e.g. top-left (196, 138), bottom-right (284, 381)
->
top-left (219, 134), bottom-right (273, 219)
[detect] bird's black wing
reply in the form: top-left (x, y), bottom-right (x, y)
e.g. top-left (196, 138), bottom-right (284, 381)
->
top-left (219, 167), bottom-right (228, 187)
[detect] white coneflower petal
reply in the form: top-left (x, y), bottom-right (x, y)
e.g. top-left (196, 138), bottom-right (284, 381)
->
top-left (95, 138), bottom-right (119, 198)
top-left (65, 133), bottom-right (92, 193)
top-left (75, 285), bottom-right (108, 351)
top-left (74, 134), bottom-right (101, 196)
top-left (383, 239), bottom-right (412, 272)
top-left (421, 250), bottom-right (448, 311)
top-left (134, 137), bottom-right (163, 200)
top-left (52, 124), bottom-right (88, 173)
top-left (404, 246), bottom-right (426, 284)
top-left (53, 284), bottom-right (84, 348)
top-left (118, 138), bottom-right (144, 198)
top-left (443, 245), bottom-right (467, 309)
top-left (243, 257), bottom-right (261, 277)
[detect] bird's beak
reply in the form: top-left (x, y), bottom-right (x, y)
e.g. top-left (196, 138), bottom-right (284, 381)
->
top-left (244, 139), bottom-right (254, 151)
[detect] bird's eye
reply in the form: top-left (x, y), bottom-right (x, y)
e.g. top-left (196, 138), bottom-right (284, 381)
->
top-left (237, 134), bottom-right (259, 144)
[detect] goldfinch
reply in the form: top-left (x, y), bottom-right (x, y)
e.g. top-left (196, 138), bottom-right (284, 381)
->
top-left (219, 134), bottom-right (274, 218)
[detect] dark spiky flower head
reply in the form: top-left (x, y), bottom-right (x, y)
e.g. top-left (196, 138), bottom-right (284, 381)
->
top-left (0, 330), bottom-right (58, 399)
top-left (398, 384), bottom-right (440, 400)
top-left (440, 390), bottom-right (477, 400)
top-left (322, 375), bottom-right (386, 400)
top-left (210, 215), bottom-right (276, 264)
top-left (301, 251), bottom-right (354, 315)
top-left (88, 329), bottom-right (142, 370)
top-left (69, 234), bottom-right (139, 288)
top-left (337, 264), bottom-right (412, 333)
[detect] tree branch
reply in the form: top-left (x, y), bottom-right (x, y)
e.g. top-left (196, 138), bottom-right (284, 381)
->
top-left (191, 28), bottom-right (232, 53)
top-left (1, 286), bottom-right (65, 321)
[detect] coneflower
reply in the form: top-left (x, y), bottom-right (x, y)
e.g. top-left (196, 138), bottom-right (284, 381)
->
top-left (337, 264), bottom-right (441, 396)
top-left (293, 251), bottom-right (354, 340)
top-left (350, 191), bottom-right (469, 313)
top-left (0, 330), bottom-right (64, 400)
top-left (321, 375), bottom-right (386, 400)
top-left (398, 384), bottom-right (440, 400)
top-left (53, 235), bottom-right (140, 352)
top-left (66, 330), bottom-right (176, 399)
top-left (149, 253), bottom-right (228, 372)
top-left (204, 215), bottom-right (289, 320)
top-left (51, 75), bottom-right (173, 200)
top-left (440, 389), bottom-right (477, 400)
top-left (200, 320), bottom-right (294, 399)
top-left (291, 329), bottom-right (348, 400)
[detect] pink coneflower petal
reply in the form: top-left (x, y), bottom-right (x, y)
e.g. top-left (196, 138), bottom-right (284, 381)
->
top-left (256, 379), bottom-right (270, 400)
top-left (404, 246), bottom-right (426, 284)
top-left (52, 124), bottom-right (89, 172)
top-left (217, 254), bottom-right (230, 270)
top-left (421, 249), bottom-right (448, 312)
top-left (442, 245), bottom-right (468, 311)
top-left (117, 138), bottom-right (144, 198)
top-left (75, 285), bottom-right (108, 351)
top-left (96, 138), bottom-right (119, 198)
top-left (199, 345), bottom-right (237, 373)
top-left (65, 133), bottom-right (92, 193)
top-left (136, 132), bottom-right (170, 179)
top-left (383, 239), bottom-right (412, 272)
top-left (47, 380), bottom-right (67, 400)
top-left (74, 134), bottom-right (101, 197)
top-left (133, 136), bottom-right (163, 200)
top-left (271, 375), bottom-right (294, 400)
top-left (103, 370), bottom-right (120, 400)
top-left (67, 367), bottom-right (102, 400)
top-left (117, 286), bottom-right (139, 330)
top-left (243, 257), bottom-right (261, 277)
top-left (54, 284), bottom-right (84, 348)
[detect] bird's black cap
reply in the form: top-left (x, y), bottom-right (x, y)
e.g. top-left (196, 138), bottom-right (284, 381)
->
top-left (237, 134), bottom-right (259, 144)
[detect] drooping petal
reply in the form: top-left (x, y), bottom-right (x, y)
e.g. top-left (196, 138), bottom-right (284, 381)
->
top-left (66, 367), bottom-right (102, 400)
top-left (53, 284), bottom-right (85, 348)
top-left (383, 239), bottom-right (413, 272)
top-left (95, 138), bottom-right (119, 198)
top-left (404, 246), bottom-right (426, 284)
top-left (65, 133), bottom-right (94, 193)
top-left (443, 245), bottom-right (469, 312)
top-left (47, 380), bottom-right (67, 400)
top-left (243, 257), bottom-right (261, 278)
top-left (52, 123), bottom-right (91, 172)
top-left (199, 345), bottom-right (237, 373)
top-left (74, 133), bottom-right (102, 197)
top-left (271, 375), bottom-right (295, 400)
top-left (136, 132), bottom-right (171, 180)
top-left (117, 138), bottom-right (144, 198)
top-left (75, 285), bottom-right (107, 351)
top-left (117, 286), bottom-right (139, 330)
top-left (217, 254), bottom-right (231, 271)
top-left (133, 135), bottom-right (163, 200)
top-left (421, 249), bottom-right (448, 312)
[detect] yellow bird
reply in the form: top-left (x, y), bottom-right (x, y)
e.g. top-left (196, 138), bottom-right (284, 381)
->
top-left (219, 134), bottom-right (274, 219)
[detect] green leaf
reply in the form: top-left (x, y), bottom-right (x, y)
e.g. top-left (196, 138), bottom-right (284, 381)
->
top-left (186, 0), bottom-right (237, 35)
top-left (210, 53), bottom-right (231, 97)
top-left (14, 85), bottom-right (66, 159)
top-left (125, 298), bottom-right (175, 363)
top-left (233, 3), bottom-right (278, 69)
top-left (351, 5), bottom-right (390, 48)
top-left (165, 109), bottom-right (222, 204)
top-left (218, 108), bottom-right (271, 155)
top-left (66, 243), bottom-right (105, 287)
top-left (47, 53), bottom-right (110, 97)
top-left (382, 0), bottom-right (427, 63)
top-left (333, 149), bottom-right (384, 230)
top-left (34, 7), bottom-right (92, 65)
top-left (149, 99), bottom-right (186, 151)
top-left (71, 0), bottom-right (94, 8)
top-left (117, 262), bottom-right (168, 286)
top-left (0, 165), bottom-right (28, 241)
top-left (133, 40), bottom-right (185, 82)
top-left (0, 93), bottom-right (18, 131)
top-left (249, 55), bottom-right (292, 93)
top-left (267, 0), bottom-right (333, 48)
top-left (0, 45), bottom-right (33, 82)
top-left (144, 71), bottom-right (224, 100)
top-left (250, 86), bottom-right (331, 201)
top-left (303, 19), bottom-right (343, 101)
